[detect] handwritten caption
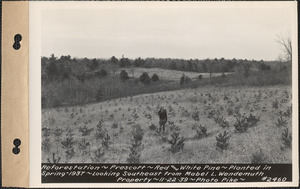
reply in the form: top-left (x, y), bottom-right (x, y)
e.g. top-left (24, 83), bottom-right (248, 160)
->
top-left (41, 164), bottom-right (291, 183)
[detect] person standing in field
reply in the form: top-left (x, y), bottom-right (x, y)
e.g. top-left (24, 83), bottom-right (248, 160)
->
top-left (158, 106), bottom-right (167, 132)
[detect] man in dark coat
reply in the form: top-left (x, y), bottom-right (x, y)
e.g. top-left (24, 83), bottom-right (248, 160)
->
top-left (158, 106), bottom-right (167, 132)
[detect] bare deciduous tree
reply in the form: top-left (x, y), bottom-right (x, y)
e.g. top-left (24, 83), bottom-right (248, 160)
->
top-left (276, 33), bottom-right (292, 62)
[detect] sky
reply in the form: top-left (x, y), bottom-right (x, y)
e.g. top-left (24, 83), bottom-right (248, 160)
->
top-left (41, 2), bottom-right (294, 61)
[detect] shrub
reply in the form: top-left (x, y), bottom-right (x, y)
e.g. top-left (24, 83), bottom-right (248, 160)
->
top-left (120, 70), bottom-right (129, 81)
top-left (149, 123), bottom-right (156, 131)
top-left (251, 149), bottom-right (268, 163)
top-left (179, 74), bottom-right (191, 85)
top-left (216, 131), bottom-right (230, 151)
top-left (95, 88), bottom-right (104, 101)
top-left (260, 63), bottom-right (271, 71)
top-left (96, 69), bottom-right (108, 77)
top-left (180, 74), bottom-right (185, 85)
top-left (151, 73), bottom-right (159, 82)
top-left (185, 76), bottom-right (191, 83)
top-left (168, 131), bottom-right (185, 153)
top-left (198, 75), bottom-right (203, 80)
top-left (139, 72), bottom-right (151, 84)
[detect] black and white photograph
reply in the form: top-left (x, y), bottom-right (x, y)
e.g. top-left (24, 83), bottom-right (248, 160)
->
top-left (41, 2), bottom-right (295, 163)
top-left (34, 1), bottom-right (297, 185)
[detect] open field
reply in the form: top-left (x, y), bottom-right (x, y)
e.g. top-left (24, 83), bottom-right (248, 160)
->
top-left (116, 67), bottom-right (231, 81)
top-left (42, 85), bottom-right (292, 164)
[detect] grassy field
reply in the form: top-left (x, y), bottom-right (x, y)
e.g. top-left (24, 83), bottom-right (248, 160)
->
top-left (117, 67), bottom-right (230, 81)
top-left (42, 85), bottom-right (292, 164)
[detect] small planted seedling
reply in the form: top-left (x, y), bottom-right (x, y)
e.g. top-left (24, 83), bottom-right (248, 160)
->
top-left (42, 127), bottom-right (51, 137)
top-left (285, 106), bottom-right (292, 117)
top-left (79, 125), bottom-right (94, 136)
top-left (109, 114), bottom-right (114, 120)
top-left (127, 124), bottom-right (145, 163)
top-left (214, 116), bottom-right (229, 128)
top-left (207, 109), bottom-right (217, 118)
top-left (272, 99), bottom-right (279, 109)
top-left (91, 147), bottom-right (105, 163)
top-left (234, 115), bottom-right (249, 133)
top-left (111, 122), bottom-right (118, 129)
top-left (169, 122), bottom-right (180, 132)
top-left (280, 106), bottom-right (292, 118)
top-left (95, 120), bottom-right (106, 140)
top-left (275, 116), bottom-right (288, 127)
top-left (42, 137), bottom-right (51, 152)
top-left (227, 108), bottom-right (233, 116)
top-left (281, 128), bottom-right (292, 150)
top-left (61, 129), bottom-right (75, 160)
top-left (79, 138), bottom-right (90, 155)
top-left (168, 131), bottom-right (185, 153)
top-left (192, 110), bottom-right (200, 121)
top-left (246, 114), bottom-right (260, 128)
top-left (102, 134), bottom-right (111, 150)
top-left (48, 117), bottom-right (56, 125)
top-left (53, 127), bottom-right (62, 140)
top-left (194, 124), bottom-right (208, 139)
top-left (119, 125), bottom-right (124, 133)
top-left (47, 153), bottom-right (61, 163)
top-left (216, 131), bottom-right (230, 151)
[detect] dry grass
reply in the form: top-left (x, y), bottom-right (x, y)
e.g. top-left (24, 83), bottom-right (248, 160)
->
top-left (42, 85), bottom-right (292, 164)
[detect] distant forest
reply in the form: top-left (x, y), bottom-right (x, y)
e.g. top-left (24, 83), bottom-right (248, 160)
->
top-left (42, 54), bottom-right (289, 82)
top-left (41, 54), bottom-right (291, 108)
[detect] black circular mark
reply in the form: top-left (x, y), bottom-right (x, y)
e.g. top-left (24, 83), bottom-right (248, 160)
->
top-left (13, 34), bottom-right (22, 50)
top-left (12, 147), bottom-right (20, 155)
top-left (14, 34), bottom-right (22, 41)
top-left (12, 138), bottom-right (21, 154)
top-left (13, 138), bottom-right (21, 147)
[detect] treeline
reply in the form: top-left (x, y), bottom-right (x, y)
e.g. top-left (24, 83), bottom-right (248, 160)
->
top-left (41, 54), bottom-right (291, 109)
top-left (42, 54), bottom-right (289, 83)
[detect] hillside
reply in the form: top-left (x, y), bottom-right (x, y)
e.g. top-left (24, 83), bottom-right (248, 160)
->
top-left (42, 85), bottom-right (292, 164)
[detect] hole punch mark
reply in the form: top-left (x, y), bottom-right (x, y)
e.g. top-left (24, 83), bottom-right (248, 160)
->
top-left (13, 34), bottom-right (22, 50)
top-left (12, 138), bottom-right (21, 154)
top-left (12, 147), bottom-right (20, 155)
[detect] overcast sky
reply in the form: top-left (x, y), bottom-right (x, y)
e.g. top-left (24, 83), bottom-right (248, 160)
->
top-left (41, 3), bottom-right (293, 60)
